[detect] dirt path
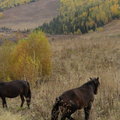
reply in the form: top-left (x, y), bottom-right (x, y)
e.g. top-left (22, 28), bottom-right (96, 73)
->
top-left (0, 0), bottom-right (59, 30)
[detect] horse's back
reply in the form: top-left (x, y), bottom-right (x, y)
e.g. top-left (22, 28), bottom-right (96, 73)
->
top-left (59, 86), bottom-right (94, 109)
top-left (60, 86), bottom-right (93, 99)
top-left (0, 80), bottom-right (29, 98)
top-left (6, 80), bottom-right (28, 88)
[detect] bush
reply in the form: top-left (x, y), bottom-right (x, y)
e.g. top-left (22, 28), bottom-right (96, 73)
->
top-left (0, 31), bottom-right (52, 85)
top-left (10, 31), bottom-right (52, 84)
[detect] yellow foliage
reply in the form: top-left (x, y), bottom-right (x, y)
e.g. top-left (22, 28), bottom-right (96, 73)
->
top-left (0, 31), bottom-right (52, 84)
top-left (86, 18), bottom-right (95, 27)
top-left (10, 31), bottom-right (52, 84)
top-left (82, 12), bottom-right (87, 17)
top-left (111, 4), bottom-right (120, 16)
top-left (0, 12), bottom-right (4, 18)
top-left (96, 27), bottom-right (104, 32)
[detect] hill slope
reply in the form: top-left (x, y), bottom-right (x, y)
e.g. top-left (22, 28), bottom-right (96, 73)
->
top-left (39, 0), bottom-right (120, 34)
top-left (0, 0), bottom-right (59, 30)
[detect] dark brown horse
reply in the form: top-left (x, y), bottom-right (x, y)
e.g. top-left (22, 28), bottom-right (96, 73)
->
top-left (0, 80), bottom-right (31, 108)
top-left (51, 77), bottom-right (100, 120)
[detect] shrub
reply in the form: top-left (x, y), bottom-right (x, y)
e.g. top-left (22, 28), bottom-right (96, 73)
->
top-left (10, 31), bottom-right (52, 84)
top-left (0, 31), bottom-right (52, 85)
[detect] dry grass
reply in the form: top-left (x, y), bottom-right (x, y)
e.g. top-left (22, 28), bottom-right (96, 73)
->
top-left (0, 20), bottom-right (120, 120)
top-left (0, 108), bottom-right (26, 120)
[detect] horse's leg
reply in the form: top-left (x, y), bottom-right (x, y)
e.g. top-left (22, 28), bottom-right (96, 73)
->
top-left (1, 97), bottom-right (7, 108)
top-left (66, 110), bottom-right (76, 120)
top-left (84, 103), bottom-right (92, 120)
top-left (24, 94), bottom-right (31, 109)
top-left (61, 114), bottom-right (67, 120)
top-left (24, 86), bottom-right (31, 109)
top-left (20, 95), bottom-right (25, 107)
top-left (67, 116), bottom-right (75, 120)
top-left (26, 97), bottom-right (31, 109)
top-left (61, 112), bottom-right (75, 120)
top-left (61, 108), bottom-right (76, 120)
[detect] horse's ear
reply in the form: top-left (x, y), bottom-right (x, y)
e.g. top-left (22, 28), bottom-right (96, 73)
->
top-left (97, 77), bottom-right (99, 80)
top-left (94, 77), bottom-right (100, 85)
top-left (90, 77), bottom-right (92, 80)
top-left (96, 77), bottom-right (100, 83)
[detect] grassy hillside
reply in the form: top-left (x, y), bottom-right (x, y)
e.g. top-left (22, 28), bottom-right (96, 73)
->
top-left (0, 20), bottom-right (120, 120)
top-left (0, 0), bottom-right (37, 10)
top-left (39, 0), bottom-right (120, 34)
top-left (0, 0), bottom-right (59, 30)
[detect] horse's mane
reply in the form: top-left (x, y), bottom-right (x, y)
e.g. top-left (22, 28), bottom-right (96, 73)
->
top-left (82, 80), bottom-right (94, 87)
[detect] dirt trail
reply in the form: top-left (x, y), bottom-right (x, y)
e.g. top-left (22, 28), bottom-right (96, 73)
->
top-left (0, 0), bottom-right (59, 30)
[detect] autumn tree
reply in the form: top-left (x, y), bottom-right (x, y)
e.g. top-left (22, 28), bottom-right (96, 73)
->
top-left (0, 31), bottom-right (52, 85)
top-left (10, 31), bottom-right (52, 84)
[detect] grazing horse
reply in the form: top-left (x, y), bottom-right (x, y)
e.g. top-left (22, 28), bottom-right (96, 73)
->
top-left (0, 80), bottom-right (31, 108)
top-left (51, 77), bottom-right (100, 120)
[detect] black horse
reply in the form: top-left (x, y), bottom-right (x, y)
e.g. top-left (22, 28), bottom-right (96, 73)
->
top-left (51, 77), bottom-right (100, 120)
top-left (0, 80), bottom-right (31, 108)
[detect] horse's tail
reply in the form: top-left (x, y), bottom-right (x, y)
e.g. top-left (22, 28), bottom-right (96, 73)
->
top-left (51, 97), bottom-right (61, 120)
top-left (25, 81), bottom-right (31, 108)
top-left (26, 81), bottom-right (31, 99)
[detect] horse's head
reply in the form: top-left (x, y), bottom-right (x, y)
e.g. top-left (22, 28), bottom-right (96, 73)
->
top-left (90, 77), bottom-right (100, 95)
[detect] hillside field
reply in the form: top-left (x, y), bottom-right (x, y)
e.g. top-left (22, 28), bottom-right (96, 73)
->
top-left (0, 20), bottom-right (119, 120)
top-left (0, 0), bottom-right (59, 30)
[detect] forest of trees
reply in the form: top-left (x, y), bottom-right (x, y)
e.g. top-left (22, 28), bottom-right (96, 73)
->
top-left (38, 0), bottom-right (120, 34)
top-left (0, 0), bottom-right (37, 10)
